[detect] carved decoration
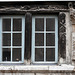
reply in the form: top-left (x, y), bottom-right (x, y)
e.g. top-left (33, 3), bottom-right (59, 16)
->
top-left (69, 2), bottom-right (75, 20)
top-left (70, 9), bottom-right (75, 20)
top-left (59, 13), bottom-right (66, 59)
top-left (68, 2), bottom-right (73, 9)
top-left (70, 8), bottom-right (75, 26)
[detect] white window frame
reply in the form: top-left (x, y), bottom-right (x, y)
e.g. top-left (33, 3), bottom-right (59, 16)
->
top-left (0, 16), bottom-right (25, 63)
top-left (32, 15), bottom-right (58, 64)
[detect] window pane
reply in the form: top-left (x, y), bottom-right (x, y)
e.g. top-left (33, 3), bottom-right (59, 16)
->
top-left (35, 33), bottom-right (44, 46)
top-left (46, 33), bottom-right (55, 46)
top-left (3, 33), bottom-right (11, 46)
top-left (2, 48), bottom-right (11, 61)
top-left (46, 18), bottom-right (55, 31)
top-left (13, 33), bottom-right (22, 46)
top-left (13, 18), bottom-right (22, 31)
top-left (35, 18), bottom-right (44, 31)
top-left (46, 48), bottom-right (55, 61)
top-left (35, 48), bottom-right (44, 61)
top-left (12, 48), bottom-right (21, 61)
top-left (2, 18), bottom-right (11, 31)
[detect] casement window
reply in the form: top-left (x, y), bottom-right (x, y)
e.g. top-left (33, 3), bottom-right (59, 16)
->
top-left (0, 16), bottom-right (25, 63)
top-left (32, 15), bottom-right (58, 64)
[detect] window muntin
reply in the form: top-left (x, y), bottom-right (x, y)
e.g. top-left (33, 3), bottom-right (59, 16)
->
top-left (32, 16), bottom-right (58, 63)
top-left (0, 16), bottom-right (25, 63)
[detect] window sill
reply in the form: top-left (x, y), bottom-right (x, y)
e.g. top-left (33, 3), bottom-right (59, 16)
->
top-left (0, 64), bottom-right (74, 73)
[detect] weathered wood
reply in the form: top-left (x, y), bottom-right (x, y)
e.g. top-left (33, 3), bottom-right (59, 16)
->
top-left (0, 2), bottom-right (69, 14)
top-left (25, 12), bottom-right (32, 60)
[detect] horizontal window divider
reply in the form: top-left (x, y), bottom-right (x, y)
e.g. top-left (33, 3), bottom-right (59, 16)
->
top-left (35, 46), bottom-right (44, 48)
top-left (35, 46), bottom-right (55, 48)
top-left (46, 31), bottom-right (55, 33)
top-left (46, 46), bottom-right (55, 48)
top-left (35, 31), bottom-right (55, 33)
top-left (2, 46), bottom-right (22, 48)
top-left (2, 32), bottom-right (11, 33)
top-left (2, 31), bottom-right (22, 33)
top-left (12, 46), bottom-right (22, 48)
top-left (12, 31), bottom-right (22, 33)
top-left (2, 46), bottom-right (11, 48)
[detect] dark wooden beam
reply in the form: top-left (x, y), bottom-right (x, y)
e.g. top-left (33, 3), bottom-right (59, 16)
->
top-left (25, 12), bottom-right (32, 60)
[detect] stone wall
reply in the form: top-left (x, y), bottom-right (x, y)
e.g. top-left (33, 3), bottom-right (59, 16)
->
top-left (70, 4), bottom-right (75, 66)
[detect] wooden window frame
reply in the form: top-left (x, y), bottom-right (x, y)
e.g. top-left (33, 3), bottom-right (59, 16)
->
top-left (32, 15), bottom-right (58, 64)
top-left (0, 16), bottom-right (25, 63)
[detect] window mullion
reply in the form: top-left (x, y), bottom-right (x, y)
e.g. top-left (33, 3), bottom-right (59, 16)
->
top-left (22, 17), bottom-right (25, 62)
top-left (0, 18), bottom-right (2, 62)
top-left (55, 17), bottom-right (58, 63)
top-left (11, 17), bottom-right (13, 62)
top-left (44, 18), bottom-right (46, 62)
top-left (34, 18), bottom-right (35, 62)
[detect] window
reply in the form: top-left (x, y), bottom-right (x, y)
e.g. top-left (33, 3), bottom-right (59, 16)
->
top-left (32, 15), bottom-right (58, 64)
top-left (0, 16), bottom-right (25, 63)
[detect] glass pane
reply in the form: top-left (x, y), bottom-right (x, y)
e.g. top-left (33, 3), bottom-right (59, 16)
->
top-left (35, 18), bottom-right (44, 31)
top-left (46, 33), bottom-right (55, 46)
top-left (35, 48), bottom-right (44, 61)
top-left (35, 33), bottom-right (44, 46)
top-left (13, 18), bottom-right (22, 31)
top-left (12, 48), bottom-right (21, 61)
top-left (46, 18), bottom-right (55, 31)
top-left (2, 18), bottom-right (11, 31)
top-left (2, 33), bottom-right (11, 46)
top-left (13, 33), bottom-right (22, 46)
top-left (2, 48), bottom-right (11, 61)
top-left (46, 48), bottom-right (55, 61)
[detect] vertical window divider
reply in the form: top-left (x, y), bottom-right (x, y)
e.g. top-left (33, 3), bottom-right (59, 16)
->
top-left (44, 17), bottom-right (46, 62)
top-left (21, 17), bottom-right (24, 61)
top-left (22, 17), bottom-right (25, 62)
top-left (0, 17), bottom-right (2, 62)
top-left (11, 17), bottom-right (13, 62)
top-left (34, 18), bottom-right (35, 62)
top-left (32, 17), bottom-right (35, 62)
top-left (55, 17), bottom-right (58, 63)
